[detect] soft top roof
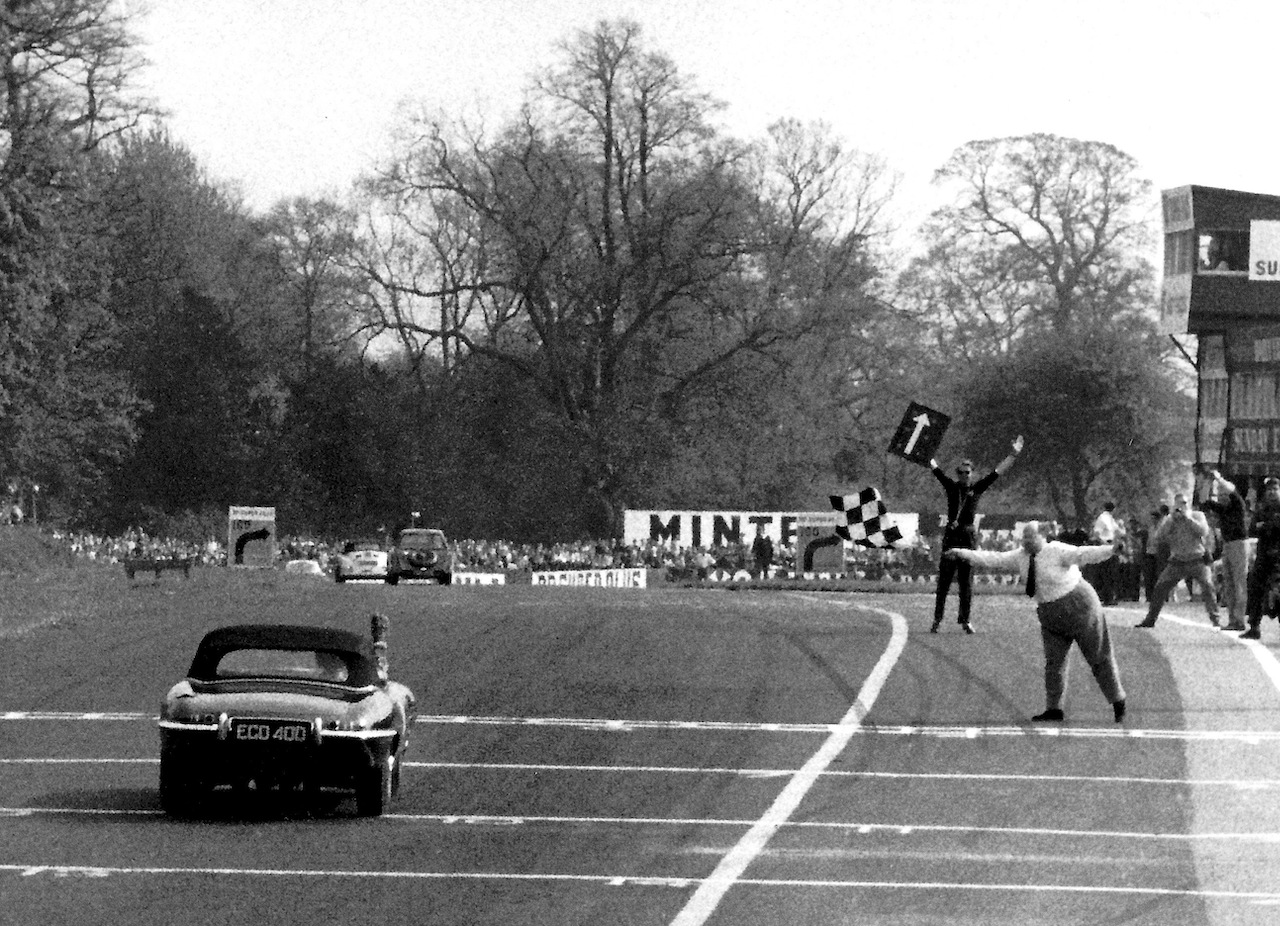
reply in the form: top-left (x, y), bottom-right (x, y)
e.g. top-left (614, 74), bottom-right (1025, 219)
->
top-left (188, 624), bottom-right (380, 687)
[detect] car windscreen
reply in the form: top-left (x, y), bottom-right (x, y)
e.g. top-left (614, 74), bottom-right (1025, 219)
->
top-left (400, 533), bottom-right (445, 550)
top-left (345, 541), bottom-right (382, 553)
top-left (214, 648), bottom-right (352, 683)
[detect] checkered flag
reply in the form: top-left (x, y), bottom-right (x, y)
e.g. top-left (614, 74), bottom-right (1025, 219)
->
top-left (830, 488), bottom-right (908, 549)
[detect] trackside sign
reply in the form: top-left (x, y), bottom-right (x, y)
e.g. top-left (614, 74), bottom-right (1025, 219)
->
top-left (227, 506), bottom-right (276, 568)
top-left (531, 568), bottom-right (647, 587)
top-left (1250, 220), bottom-right (1280, 281)
top-left (624, 510), bottom-right (918, 548)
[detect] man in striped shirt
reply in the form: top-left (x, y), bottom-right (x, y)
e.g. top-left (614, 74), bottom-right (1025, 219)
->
top-left (945, 521), bottom-right (1127, 723)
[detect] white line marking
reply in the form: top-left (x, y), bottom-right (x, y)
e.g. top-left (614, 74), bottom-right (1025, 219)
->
top-left (669, 602), bottom-right (910, 926)
top-left (4, 806), bottom-right (1280, 844)
top-left (1164, 612), bottom-right (1280, 696)
top-left (413, 715), bottom-right (1280, 741)
top-left (10, 757), bottom-right (1280, 792)
top-left (409, 761), bottom-right (1280, 788)
top-left (5, 710), bottom-right (1280, 743)
top-left (4, 862), bottom-right (1280, 901)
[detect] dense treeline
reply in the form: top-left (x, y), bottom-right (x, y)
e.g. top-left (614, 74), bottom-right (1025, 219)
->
top-left (0, 8), bottom-right (1193, 541)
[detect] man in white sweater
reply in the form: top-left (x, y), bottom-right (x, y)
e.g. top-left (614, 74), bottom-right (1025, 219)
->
top-left (1136, 492), bottom-right (1221, 630)
top-left (945, 521), bottom-right (1127, 723)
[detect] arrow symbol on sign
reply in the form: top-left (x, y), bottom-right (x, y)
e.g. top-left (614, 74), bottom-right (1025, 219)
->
top-left (903, 413), bottom-right (930, 455)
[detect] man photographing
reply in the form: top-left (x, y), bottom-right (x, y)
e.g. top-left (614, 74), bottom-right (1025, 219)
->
top-left (1135, 491), bottom-right (1221, 630)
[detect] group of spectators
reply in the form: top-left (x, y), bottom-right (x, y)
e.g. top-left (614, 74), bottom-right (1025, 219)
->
top-left (49, 528), bottom-right (224, 566)
top-left (29, 522), bottom-right (1040, 585)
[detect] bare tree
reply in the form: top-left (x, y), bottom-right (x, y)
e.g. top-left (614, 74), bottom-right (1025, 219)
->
top-left (360, 21), bottom-right (898, 531)
top-left (915, 133), bottom-right (1156, 337)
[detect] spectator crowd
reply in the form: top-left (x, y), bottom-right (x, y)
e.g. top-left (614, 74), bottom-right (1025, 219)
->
top-left (23, 521), bottom-right (1032, 585)
top-left (11, 496), bottom-right (1242, 598)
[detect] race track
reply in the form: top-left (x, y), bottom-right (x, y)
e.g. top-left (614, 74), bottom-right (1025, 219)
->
top-left (2, 577), bottom-right (1280, 925)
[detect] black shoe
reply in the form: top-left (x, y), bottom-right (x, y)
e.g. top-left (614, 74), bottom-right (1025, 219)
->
top-left (1134, 620), bottom-right (1156, 628)
top-left (929, 620), bottom-right (941, 634)
top-left (1241, 626), bottom-right (1261, 640)
top-left (1032, 708), bottom-right (1064, 722)
top-left (1113, 699), bottom-right (1126, 723)
top-left (961, 622), bottom-right (976, 634)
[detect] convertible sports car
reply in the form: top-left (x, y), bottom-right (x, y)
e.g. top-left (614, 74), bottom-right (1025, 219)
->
top-left (333, 539), bottom-right (389, 583)
top-left (386, 527), bottom-right (454, 585)
top-left (157, 617), bottom-right (415, 817)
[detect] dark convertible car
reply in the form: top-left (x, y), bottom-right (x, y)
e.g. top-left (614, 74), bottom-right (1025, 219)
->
top-left (157, 618), bottom-right (415, 817)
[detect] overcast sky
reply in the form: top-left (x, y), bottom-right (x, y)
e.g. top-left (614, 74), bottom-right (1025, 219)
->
top-left (133, 0), bottom-right (1277, 233)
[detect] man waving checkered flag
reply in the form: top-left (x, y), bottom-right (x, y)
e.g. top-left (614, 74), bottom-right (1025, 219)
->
top-left (830, 488), bottom-right (908, 549)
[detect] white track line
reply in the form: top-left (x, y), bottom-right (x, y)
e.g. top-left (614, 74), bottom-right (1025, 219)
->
top-left (668, 602), bottom-right (909, 926)
top-left (1162, 612), bottom-right (1280, 694)
top-left (6, 710), bottom-right (1280, 743)
top-left (8, 757), bottom-right (1280, 791)
top-left (4, 861), bottom-right (1280, 903)
top-left (4, 806), bottom-right (1280, 845)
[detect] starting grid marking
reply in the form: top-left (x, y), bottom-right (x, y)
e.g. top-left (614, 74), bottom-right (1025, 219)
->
top-left (6, 709), bottom-right (1280, 744)
top-left (4, 861), bottom-right (1280, 903)
top-left (5, 757), bottom-right (1280, 792)
top-left (5, 807), bottom-right (1280, 846)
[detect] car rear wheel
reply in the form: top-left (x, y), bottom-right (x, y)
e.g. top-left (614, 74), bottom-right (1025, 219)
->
top-left (435, 570), bottom-right (452, 586)
top-left (355, 757), bottom-right (394, 817)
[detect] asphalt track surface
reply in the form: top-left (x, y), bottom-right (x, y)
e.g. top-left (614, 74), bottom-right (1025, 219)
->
top-left (3, 578), bottom-right (1280, 925)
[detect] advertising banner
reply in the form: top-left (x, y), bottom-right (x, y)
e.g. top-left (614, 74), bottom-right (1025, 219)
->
top-left (1249, 219), bottom-right (1280, 281)
top-left (531, 568), bottom-right (647, 588)
top-left (624, 510), bottom-right (918, 549)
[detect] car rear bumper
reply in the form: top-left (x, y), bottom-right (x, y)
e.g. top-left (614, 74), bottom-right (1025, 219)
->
top-left (159, 722), bottom-right (397, 788)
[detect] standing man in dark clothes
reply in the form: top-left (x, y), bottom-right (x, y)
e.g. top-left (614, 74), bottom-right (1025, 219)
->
top-left (1090, 502), bottom-right (1123, 605)
top-left (1243, 477), bottom-right (1280, 640)
top-left (1200, 468), bottom-right (1249, 632)
top-left (750, 523), bottom-right (774, 579)
top-left (929, 435), bottom-right (1023, 634)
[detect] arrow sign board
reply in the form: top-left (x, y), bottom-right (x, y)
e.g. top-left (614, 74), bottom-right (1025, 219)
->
top-left (227, 505), bottom-right (277, 568)
top-left (888, 402), bottom-right (950, 466)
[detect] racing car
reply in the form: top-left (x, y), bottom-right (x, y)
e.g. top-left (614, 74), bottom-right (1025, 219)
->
top-left (386, 527), bottom-right (454, 585)
top-left (157, 617), bottom-right (415, 817)
top-left (333, 538), bottom-right (389, 583)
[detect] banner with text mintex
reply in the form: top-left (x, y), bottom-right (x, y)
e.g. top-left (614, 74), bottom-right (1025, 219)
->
top-left (228, 506), bottom-right (276, 567)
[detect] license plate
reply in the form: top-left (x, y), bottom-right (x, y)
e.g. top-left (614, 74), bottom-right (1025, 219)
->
top-left (231, 719), bottom-right (311, 744)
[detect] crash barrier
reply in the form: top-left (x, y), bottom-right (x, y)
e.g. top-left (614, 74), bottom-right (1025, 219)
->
top-left (123, 557), bottom-right (192, 580)
top-left (530, 567), bottom-right (647, 588)
top-left (453, 572), bottom-right (507, 585)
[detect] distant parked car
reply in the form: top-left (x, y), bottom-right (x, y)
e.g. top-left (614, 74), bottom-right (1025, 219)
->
top-left (386, 528), bottom-right (453, 585)
top-left (157, 619), bottom-right (415, 817)
top-left (333, 539), bottom-right (389, 583)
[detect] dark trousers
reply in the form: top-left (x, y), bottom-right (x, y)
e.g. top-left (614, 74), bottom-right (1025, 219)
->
top-left (1038, 581), bottom-right (1125, 709)
top-left (1094, 556), bottom-right (1118, 604)
top-left (1246, 554), bottom-right (1280, 625)
top-left (1141, 554), bottom-right (1159, 602)
top-left (934, 552), bottom-right (974, 624)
